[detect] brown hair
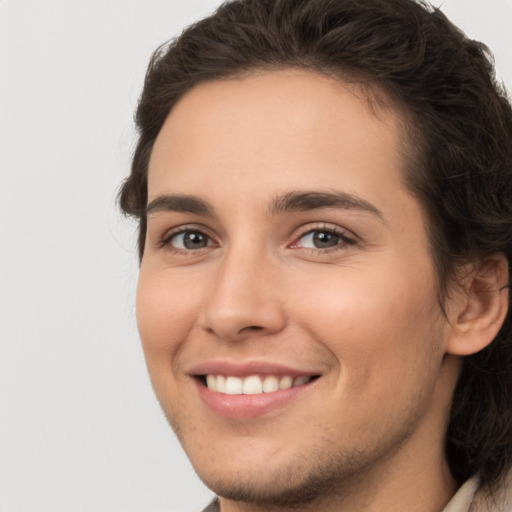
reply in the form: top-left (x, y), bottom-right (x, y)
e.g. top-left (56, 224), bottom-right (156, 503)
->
top-left (119, 0), bottom-right (512, 489)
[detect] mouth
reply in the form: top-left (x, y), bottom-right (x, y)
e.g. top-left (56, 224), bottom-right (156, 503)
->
top-left (199, 374), bottom-right (320, 395)
top-left (190, 361), bottom-right (322, 418)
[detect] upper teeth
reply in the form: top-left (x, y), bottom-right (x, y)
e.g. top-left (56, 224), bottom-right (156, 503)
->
top-left (206, 375), bottom-right (311, 395)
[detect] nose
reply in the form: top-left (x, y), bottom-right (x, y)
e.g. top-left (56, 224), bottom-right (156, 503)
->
top-left (200, 249), bottom-right (287, 342)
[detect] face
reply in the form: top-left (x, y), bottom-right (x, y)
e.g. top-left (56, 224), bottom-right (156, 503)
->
top-left (138, 70), bottom-right (458, 507)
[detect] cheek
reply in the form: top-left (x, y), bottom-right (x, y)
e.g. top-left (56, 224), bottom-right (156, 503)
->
top-left (135, 268), bottom-right (202, 427)
top-left (136, 266), bottom-right (200, 361)
top-left (293, 262), bottom-right (443, 387)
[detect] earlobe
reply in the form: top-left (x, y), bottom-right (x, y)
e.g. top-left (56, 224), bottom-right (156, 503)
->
top-left (446, 254), bottom-right (509, 356)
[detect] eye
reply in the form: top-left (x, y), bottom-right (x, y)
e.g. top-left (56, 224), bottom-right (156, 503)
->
top-left (166, 230), bottom-right (213, 250)
top-left (299, 230), bottom-right (340, 249)
top-left (292, 227), bottom-right (355, 250)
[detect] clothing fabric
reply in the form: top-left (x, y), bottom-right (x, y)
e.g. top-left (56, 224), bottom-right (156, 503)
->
top-left (201, 471), bottom-right (512, 511)
top-left (443, 477), bottom-right (481, 512)
top-left (444, 471), bottom-right (512, 512)
top-left (201, 498), bottom-right (219, 512)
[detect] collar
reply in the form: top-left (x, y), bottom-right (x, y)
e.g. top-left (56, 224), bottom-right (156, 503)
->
top-left (442, 477), bottom-right (480, 512)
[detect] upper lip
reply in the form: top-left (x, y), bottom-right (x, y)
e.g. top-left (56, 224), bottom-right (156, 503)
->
top-left (188, 360), bottom-right (322, 378)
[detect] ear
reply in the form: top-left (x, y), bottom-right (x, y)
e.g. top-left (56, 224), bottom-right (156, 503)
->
top-left (446, 253), bottom-right (509, 356)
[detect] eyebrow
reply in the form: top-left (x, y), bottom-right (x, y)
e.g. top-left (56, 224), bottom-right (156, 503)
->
top-left (146, 190), bottom-right (384, 222)
top-left (270, 190), bottom-right (385, 220)
top-left (146, 194), bottom-right (215, 216)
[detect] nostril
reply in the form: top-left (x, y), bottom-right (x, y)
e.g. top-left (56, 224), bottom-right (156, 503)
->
top-left (239, 325), bottom-right (264, 334)
top-left (201, 301), bottom-right (286, 340)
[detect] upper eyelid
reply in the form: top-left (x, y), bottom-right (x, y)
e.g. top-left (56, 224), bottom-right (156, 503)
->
top-left (161, 223), bottom-right (215, 237)
top-left (291, 222), bottom-right (357, 241)
top-left (157, 224), bottom-right (218, 248)
top-left (154, 221), bottom-right (358, 249)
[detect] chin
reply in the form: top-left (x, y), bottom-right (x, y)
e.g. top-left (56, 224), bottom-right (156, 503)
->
top-left (190, 442), bottom-right (375, 509)
top-left (199, 466), bottom-right (332, 508)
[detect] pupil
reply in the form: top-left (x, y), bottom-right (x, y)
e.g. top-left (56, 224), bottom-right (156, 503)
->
top-left (184, 231), bottom-right (207, 249)
top-left (313, 231), bottom-right (339, 248)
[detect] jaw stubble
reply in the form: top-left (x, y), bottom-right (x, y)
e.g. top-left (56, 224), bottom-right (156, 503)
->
top-left (165, 384), bottom-right (440, 511)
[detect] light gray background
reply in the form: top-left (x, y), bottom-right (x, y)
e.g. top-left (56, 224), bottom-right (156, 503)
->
top-left (1, 1), bottom-right (511, 511)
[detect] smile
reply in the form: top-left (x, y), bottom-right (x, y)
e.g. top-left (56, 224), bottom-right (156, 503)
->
top-left (204, 374), bottom-right (313, 395)
top-left (190, 362), bottom-right (322, 417)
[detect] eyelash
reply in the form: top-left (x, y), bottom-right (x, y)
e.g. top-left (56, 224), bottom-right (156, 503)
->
top-left (290, 224), bottom-right (357, 253)
top-left (158, 223), bottom-right (356, 254)
top-left (158, 225), bottom-right (217, 253)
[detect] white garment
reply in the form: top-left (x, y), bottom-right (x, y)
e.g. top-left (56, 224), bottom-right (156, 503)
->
top-left (443, 470), bottom-right (512, 512)
top-left (443, 478), bottom-right (480, 512)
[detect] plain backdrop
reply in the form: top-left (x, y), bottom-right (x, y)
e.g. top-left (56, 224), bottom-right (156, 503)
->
top-left (0, 1), bottom-right (511, 511)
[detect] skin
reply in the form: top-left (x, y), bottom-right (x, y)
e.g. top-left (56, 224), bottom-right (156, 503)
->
top-left (137, 70), bottom-right (481, 511)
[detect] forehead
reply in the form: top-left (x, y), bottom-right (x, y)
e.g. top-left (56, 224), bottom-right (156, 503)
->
top-left (148, 69), bottom-right (408, 204)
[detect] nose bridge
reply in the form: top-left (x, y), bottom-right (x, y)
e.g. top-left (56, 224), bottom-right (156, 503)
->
top-left (201, 240), bottom-right (286, 340)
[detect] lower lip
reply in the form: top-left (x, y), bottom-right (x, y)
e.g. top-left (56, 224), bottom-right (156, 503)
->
top-left (195, 379), bottom-right (316, 419)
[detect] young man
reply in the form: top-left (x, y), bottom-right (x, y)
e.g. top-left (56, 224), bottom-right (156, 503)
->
top-left (120, 0), bottom-right (512, 510)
